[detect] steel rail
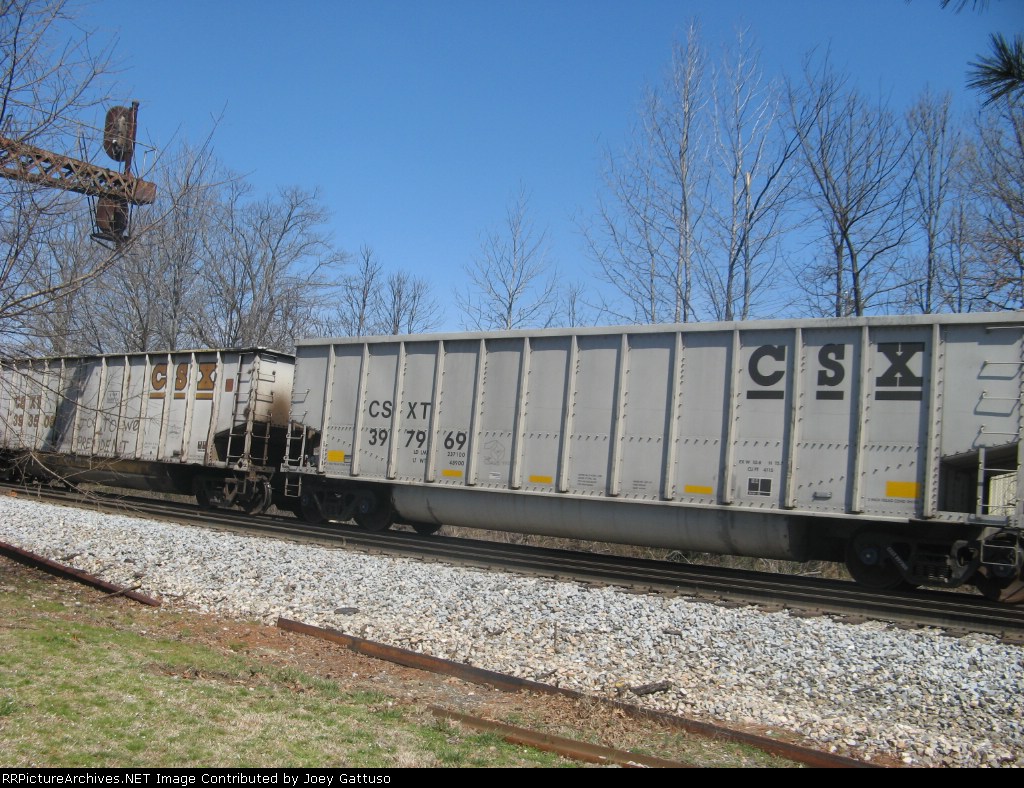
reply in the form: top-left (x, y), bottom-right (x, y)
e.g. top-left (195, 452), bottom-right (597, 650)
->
top-left (0, 539), bottom-right (161, 606)
top-left (277, 616), bottom-right (881, 769)
top-left (5, 482), bottom-right (1023, 640)
top-left (429, 705), bottom-right (694, 768)
top-left (253, 514), bottom-right (1024, 642)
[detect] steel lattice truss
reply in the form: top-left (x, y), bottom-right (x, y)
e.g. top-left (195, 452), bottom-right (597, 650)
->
top-left (0, 135), bottom-right (156, 204)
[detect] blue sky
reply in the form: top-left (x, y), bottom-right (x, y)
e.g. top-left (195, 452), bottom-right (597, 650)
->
top-left (79, 0), bottom-right (1022, 329)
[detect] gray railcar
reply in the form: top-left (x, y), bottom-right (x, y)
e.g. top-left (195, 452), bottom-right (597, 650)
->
top-left (0, 348), bottom-right (294, 512)
top-left (284, 314), bottom-right (1024, 600)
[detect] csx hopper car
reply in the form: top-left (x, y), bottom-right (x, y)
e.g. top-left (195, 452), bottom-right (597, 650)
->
top-left (282, 313), bottom-right (1024, 602)
top-left (0, 348), bottom-right (294, 514)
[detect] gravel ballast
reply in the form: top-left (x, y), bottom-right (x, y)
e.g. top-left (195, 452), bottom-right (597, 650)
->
top-left (1, 496), bottom-right (1021, 767)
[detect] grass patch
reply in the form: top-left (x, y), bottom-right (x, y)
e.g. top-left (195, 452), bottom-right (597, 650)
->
top-left (0, 573), bottom-right (568, 768)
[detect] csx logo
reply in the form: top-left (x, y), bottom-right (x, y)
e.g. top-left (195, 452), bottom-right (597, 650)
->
top-left (746, 342), bottom-right (924, 402)
top-left (367, 399), bottom-right (432, 419)
top-left (150, 362), bottom-right (217, 400)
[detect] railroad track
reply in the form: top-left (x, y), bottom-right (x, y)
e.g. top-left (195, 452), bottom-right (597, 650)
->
top-left (7, 482), bottom-right (1024, 643)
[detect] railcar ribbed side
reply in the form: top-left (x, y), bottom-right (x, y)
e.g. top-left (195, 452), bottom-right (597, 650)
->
top-left (283, 314), bottom-right (1024, 600)
top-left (0, 348), bottom-right (295, 513)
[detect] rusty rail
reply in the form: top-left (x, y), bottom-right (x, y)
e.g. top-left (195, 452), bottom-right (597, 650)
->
top-left (277, 617), bottom-right (881, 768)
top-left (0, 540), bottom-right (161, 606)
top-left (430, 705), bottom-right (693, 767)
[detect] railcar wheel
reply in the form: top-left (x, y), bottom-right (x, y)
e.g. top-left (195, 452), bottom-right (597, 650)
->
top-left (195, 489), bottom-right (214, 509)
top-left (410, 522), bottom-right (442, 536)
top-left (979, 574), bottom-right (1024, 604)
top-left (845, 532), bottom-right (909, 591)
top-left (995, 580), bottom-right (1024, 605)
top-left (194, 480), bottom-right (218, 510)
top-left (354, 492), bottom-right (393, 532)
top-left (294, 492), bottom-right (326, 524)
top-left (242, 480), bottom-right (272, 515)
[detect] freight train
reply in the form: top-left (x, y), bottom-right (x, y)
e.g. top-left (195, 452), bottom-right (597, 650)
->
top-left (1, 313), bottom-right (1022, 602)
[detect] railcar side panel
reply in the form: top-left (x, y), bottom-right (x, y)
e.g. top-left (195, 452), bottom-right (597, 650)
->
top-left (433, 340), bottom-right (477, 488)
top-left (140, 354), bottom-right (165, 460)
top-left (618, 332), bottom-right (673, 503)
top-left (519, 336), bottom-right (570, 494)
top-left (0, 349), bottom-right (294, 486)
top-left (671, 331), bottom-right (729, 507)
top-left (790, 328), bottom-right (861, 514)
top-left (732, 328), bottom-right (794, 510)
top-left (474, 338), bottom-right (522, 489)
top-left (940, 324), bottom-right (1021, 453)
top-left (291, 314), bottom-right (1023, 532)
top-left (859, 327), bottom-right (932, 518)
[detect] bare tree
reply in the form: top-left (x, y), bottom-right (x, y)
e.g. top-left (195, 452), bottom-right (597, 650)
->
top-left (75, 142), bottom-right (219, 352)
top-left (585, 23), bottom-right (709, 324)
top-left (87, 243), bottom-right (165, 351)
top-left (936, 202), bottom-right (982, 312)
top-left (192, 182), bottom-right (346, 349)
top-left (586, 148), bottom-right (672, 324)
top-left (0, 0), bottom-right (125, 350)
top-left (378, 270), bottom-right (440, 335)
top-left (331, 245), bottom-right (383, 337)
top-left (18, 142), bottom-right (360, 354)
top-left (963, 97), bottom-right (1024, 309)
top-left (17, 139), bottom-right (252, 355)
top-left (555, 278), bottom-right (597, 328)
top-left (902, 90), bottom-right (962, 313)
top-left (13, 210), bottom-right (105, 353)
top-left (458, 186), bottom-right (557, 331)
top-left (702, 29), bottom-right (797, 321)
top-left (322, 246), bottom-right (441, 337)
top-left (788, 54), bottom-right (913, 317)
top-left (0, 0), bottom-right (115, 143)
top-left (135, 143), bottom-right (218, 350)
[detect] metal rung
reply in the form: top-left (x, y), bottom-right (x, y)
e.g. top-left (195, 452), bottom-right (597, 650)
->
top-left (981, 392), bottom-right (1023, 401)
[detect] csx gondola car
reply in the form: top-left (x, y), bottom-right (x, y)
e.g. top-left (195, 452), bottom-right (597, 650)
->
top-left (0, 348), bottom-right (294, 513)
top-left (282, 313), bottom-right (1024, 601)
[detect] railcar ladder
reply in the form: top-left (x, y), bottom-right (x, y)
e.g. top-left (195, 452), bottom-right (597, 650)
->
top-left (225, 361), bottom-right (254, 468)
top-left (975, 446), bottom-right (1017, 519)
top-left (282, 468), bottom-right (302, 498)
top-left (975, 325), bottom-right (1024, 521)
top-left (281, 421), bottom-right (308, 499)
top-left (225, 358), bottom-right (278, 469)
